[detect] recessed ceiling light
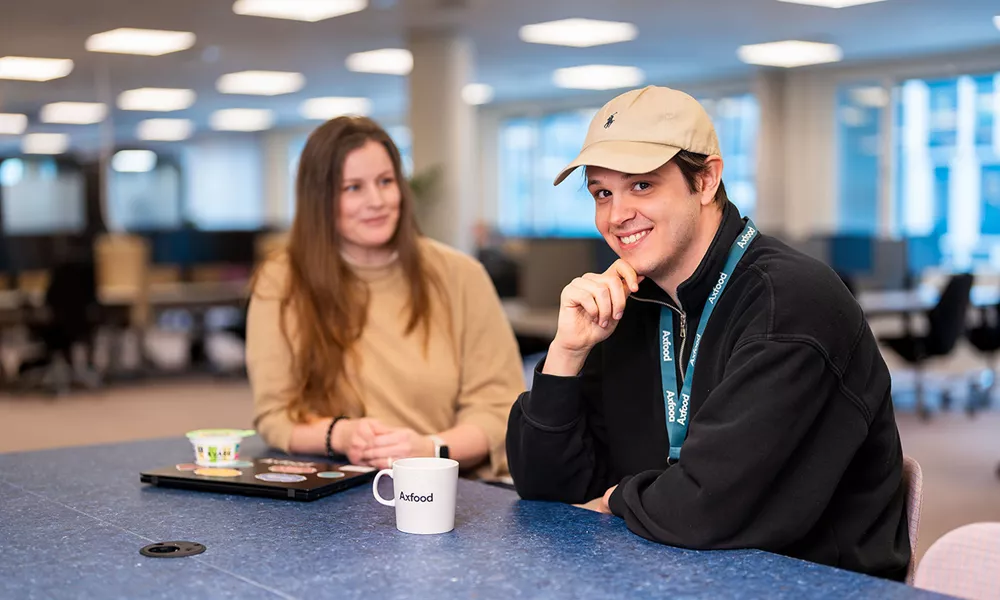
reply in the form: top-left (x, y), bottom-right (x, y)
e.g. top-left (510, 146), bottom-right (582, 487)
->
top-left (777, 0), bottom-right (887, 7)
top-left (848, 86), bottom-right (889, 108)
top-left (0, 56), bottom-right (74, 82)
top-left (300, 97), bottom-right (372, 120)
top-left (553, 65), bottom-right (645, 90)
top-left (233, 0), bottom-right (367, 22)
top-left (137, 118), bottom-right (194, 141)
top-left (994, 15), bottom-right (1000, 31)
top-left (210, 108), bottom-right (274, 132)
top-left (519, 18), bottom-right (638, 48)
top-left (345, 49), bottom-right (413, 75)
top-left (217, 71), bottom-right (305, 96)
top-left (86, 28), bottom-right (196, 56)
top-left (112, 150), bottom-right (158, 173)
top-left (40, 102), bottom-right (108, 125)
top-left (22, 133), bottom-right (69, 155)
top-left (0, 114), bottom-right (28, 135)
top-left (118, 88), bottom-right (196, 112)
top-left (462, 83), bottom-right (494, 105)
top-left (737, 40), bottom-right (843, 68)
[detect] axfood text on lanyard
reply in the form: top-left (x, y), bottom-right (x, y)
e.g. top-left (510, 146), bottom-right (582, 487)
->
top-left (659, 219), bottom-right (758, 461)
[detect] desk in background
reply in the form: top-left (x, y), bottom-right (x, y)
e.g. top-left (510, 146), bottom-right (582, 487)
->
top-left (505, 286), bottom-right (1000, 343)
top-left (0, 437), bottom-right (939, 599)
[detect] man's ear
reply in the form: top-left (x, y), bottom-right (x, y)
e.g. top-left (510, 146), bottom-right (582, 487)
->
top-left (699, 156), bottom-right (724, 206)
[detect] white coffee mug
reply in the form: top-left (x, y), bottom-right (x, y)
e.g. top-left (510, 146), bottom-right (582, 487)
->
top-left (372, 457), bottom-right (459, 535)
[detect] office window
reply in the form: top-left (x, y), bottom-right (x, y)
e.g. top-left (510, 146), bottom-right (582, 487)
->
top-left (107, 157), bottom-right (183, 231)
top-left (837, 85), bottom-right (886, 234)
top-left (497, 94), bottom-right (759, 237)
top-left (0, 158), bottom-right (86, 234)
top-left (182, 138), bottom-right (264, 230)
top-left (894, 73), bottom-right (1000, 269)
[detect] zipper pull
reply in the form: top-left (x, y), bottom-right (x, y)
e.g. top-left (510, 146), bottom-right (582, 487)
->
top-left (679, 312), bottom-right (687, 340)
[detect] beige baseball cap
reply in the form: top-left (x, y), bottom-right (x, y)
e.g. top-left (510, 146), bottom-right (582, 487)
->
top-left (553, 85), bottom-right (721, 186)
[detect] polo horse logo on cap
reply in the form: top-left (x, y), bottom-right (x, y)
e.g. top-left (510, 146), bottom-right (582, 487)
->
top-left (604, 112), bottom-right (617, 129)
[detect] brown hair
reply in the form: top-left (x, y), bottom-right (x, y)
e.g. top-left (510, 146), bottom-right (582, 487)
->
top-left (256, 116), bottom-right (439, 423)
top-left (673, 150), bottom-right (728, 205)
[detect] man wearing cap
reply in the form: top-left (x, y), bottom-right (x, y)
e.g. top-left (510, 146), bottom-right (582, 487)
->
top-left (506, 86), bottom-right (910, 580)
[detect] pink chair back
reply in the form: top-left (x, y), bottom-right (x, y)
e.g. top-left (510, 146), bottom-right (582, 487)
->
top-left (915, 523), bottom-right (1000, 598)
top-left (902, 455), bottom-right (923, 585)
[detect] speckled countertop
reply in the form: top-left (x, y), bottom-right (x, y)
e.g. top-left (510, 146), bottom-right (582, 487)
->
top-left (0, 437), bottom-right (947, 599)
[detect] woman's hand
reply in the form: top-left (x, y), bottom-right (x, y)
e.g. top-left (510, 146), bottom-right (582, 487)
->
top-left (333, 418), bottom-right (394, 466)
top-left (361, 427), bottom-right (435, 469)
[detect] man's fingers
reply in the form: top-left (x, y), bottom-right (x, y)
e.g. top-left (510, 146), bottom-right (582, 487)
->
top-left (564, 283), bottom-right (602, 323)
top-left (573, 277), bottom-right (613, 327)
top-left (585, 273), bottom-right (628, 320)
top-left (608, 260), bottom-right (642, 293)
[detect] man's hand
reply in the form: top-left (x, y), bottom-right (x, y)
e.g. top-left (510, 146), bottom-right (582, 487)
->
top-left (544, 260), bottom-right (644, 376)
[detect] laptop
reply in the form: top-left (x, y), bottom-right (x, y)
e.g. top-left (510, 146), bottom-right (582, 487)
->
top-left (140, 457), bottom-right (377, 501)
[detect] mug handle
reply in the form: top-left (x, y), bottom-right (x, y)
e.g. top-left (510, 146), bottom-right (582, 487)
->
top-left (372, 469), bottom-right (395, 507)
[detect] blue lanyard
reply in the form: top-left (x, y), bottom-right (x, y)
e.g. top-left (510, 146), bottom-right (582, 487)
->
top-left (660, 219), bottom-right (758, 461)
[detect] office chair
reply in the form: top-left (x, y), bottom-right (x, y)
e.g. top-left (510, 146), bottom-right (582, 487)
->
top-left (881, 273), bottom-right (974, 420)
top-left (915, 522), bottom-right (1000, 598)
top-left (18, 260), bottom-right (102, 394)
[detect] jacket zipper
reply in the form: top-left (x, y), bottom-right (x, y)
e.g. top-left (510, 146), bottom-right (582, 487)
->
top-left (631, 296), bottom-right (688, 384)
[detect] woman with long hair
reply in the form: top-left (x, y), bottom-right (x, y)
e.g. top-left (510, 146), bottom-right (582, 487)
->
top-left (246, 116), bottom-right (523, 478)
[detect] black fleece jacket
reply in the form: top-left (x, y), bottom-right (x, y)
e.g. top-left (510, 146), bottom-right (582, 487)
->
top-left (506, 201), bottom-right (910, 581)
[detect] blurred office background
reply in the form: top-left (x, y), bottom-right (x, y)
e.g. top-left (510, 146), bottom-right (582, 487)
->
top-left (1, 0), bottom-right (1000, 562)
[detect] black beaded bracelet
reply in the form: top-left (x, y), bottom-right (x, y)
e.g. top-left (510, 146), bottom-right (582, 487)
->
top-left (326, 416), bottom-right (347, 459)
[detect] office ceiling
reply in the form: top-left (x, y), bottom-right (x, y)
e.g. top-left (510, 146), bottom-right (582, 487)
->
top-left (0, 0), bottom-right (998, 154)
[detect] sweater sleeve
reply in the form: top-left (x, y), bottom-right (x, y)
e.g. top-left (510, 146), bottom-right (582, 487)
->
top-left (245, 260), bottom-right (297, 453)
top-left (607, 337), bottom-right (871, 550)
top-left (506, 344), bottom-right (614, 503)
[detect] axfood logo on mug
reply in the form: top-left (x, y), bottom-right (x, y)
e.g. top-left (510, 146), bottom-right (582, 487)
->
top-left (373, 457), bottom-right (459, 535)
top-left (399, 491), bottom-right (433, 502)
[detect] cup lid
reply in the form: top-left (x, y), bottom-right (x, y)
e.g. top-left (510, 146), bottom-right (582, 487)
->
top-left (186, 429), bottom-right (255, 439)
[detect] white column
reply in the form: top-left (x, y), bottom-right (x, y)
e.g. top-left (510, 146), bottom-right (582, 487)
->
top-left (948, 75), bottom-right (981, 270)
top-left (408, 29), bottom-right (476, 253)
top-left (782, 70), bottom-right (838, 239)
top-left (900, 80), bottom-right (934, 236)
top-left (752, 70), bottom-right (787, 234)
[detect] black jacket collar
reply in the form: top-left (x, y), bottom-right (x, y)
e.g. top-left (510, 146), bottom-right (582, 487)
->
top-left (632, 200), bottom-right (746, 312)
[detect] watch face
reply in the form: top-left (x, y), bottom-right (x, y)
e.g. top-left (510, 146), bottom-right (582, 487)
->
top-left (439, 446), bottom-right (450, 459)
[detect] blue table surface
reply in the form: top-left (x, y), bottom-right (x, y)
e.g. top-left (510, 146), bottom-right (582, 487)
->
top-left (0, 437), bottom-right (947, 600)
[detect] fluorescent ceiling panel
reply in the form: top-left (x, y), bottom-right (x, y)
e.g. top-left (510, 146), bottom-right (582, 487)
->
top-left (300, 97), bottom-right (372, 120)
top-left (22, 133), bottom-right (69, 155)
top-left (86, 28), bottom-right (196, 56)
top-left (0, 56), bottom-right (74, 81)
top-left (40, 102), bottom-right (108, 125)
top-left (118, 88), bottom-right (196, 112)
top-left (346, 49), bottom-right (413, 75)
top-left (137, 118), bottom-right (194, 141)
top-left (232, 0), bottom-right (367, 22)
top-left (519, 18), bottom-right (638, 48)
top-left (210, 108), bottom-right (274, 131)
top-left (777, 0), bottom-right (887, 7)
top-left (0, 113), bottom-right (28, 135)
top-left (112, 150), bottom-right (158, 173)
top-left (553, 65), bottom-right (645, 90)
top-left (217, 71), bottom-right (305, 96)
top-left (737, 40), bottom-right (843, 68)
top-left (462, 83), bottom-right (494, 105)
